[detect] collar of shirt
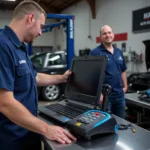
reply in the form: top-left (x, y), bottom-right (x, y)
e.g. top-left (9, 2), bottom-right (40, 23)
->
top-left (99, 43), bottom-right (117, 54)
top-left (4, 25), bottom-right (26, 50)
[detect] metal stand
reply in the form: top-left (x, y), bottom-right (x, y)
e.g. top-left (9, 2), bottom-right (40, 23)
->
top-left (101, 84), bottom-right (112, 112)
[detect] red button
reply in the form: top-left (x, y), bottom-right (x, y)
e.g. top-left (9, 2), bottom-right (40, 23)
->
top-left (95, 112), bottom-right (100, 116)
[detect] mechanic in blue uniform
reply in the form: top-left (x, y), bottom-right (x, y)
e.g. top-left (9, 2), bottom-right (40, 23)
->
top-left (89, 25), bottom-right (128, 118)
top-left (0, 1), bottom-right (76, 150)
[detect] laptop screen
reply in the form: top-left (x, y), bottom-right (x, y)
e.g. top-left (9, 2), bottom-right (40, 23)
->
top-left (65, 56), bottom-right (107, 106)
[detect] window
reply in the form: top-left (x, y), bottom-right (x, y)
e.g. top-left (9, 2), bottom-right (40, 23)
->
top-left (47, 54), bottom-right (62, 66)
top-left (31, 53), bottom-right (46, 68)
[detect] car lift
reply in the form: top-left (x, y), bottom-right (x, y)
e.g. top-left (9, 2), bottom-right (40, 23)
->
top-left (0, 14), bottom-right (75, 69)
top-left (28, 13), bottom-right (75, 69)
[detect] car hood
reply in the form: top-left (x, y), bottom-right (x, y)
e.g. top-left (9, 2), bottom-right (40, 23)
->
top-left (143, 40), bottom-right (150, 70)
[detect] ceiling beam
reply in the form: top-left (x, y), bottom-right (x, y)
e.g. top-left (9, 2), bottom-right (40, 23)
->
top-left (61, 0), bottom-right (83, 12)
top-left (86, 0), bottom-right (96, 19)
top-left (47, 0), bottom-right (54, 5)
top-left (59, 0), bottom-right (74, 9)
top-left (47, 5), bottom-right (60, 14)
top-left (13, 0), bottom-right (22, 9)
top-left (39, 1), bottom-right (60, 14)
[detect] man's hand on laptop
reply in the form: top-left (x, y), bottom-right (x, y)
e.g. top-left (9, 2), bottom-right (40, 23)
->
top-left (62, 70), bottom-right (72, 83)
top-left (44, 125), bottom-right (77, 144)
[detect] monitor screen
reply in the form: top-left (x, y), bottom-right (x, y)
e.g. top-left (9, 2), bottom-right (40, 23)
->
top-left (65, 56), bottom-right (107, 105)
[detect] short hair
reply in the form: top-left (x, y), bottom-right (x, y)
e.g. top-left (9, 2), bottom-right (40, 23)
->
top-left (100, 25), bottom-right (113, 35)
top-left (13, 0), bottom-right (46, 20)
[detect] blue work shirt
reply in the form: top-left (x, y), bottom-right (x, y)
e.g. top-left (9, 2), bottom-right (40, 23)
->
top-left (89, 44), bottom-right (127, 98)
top-left (0, 26), bottom-right (39, 150)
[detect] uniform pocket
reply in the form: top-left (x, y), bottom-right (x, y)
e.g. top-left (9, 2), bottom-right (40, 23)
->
top-left (15, 65), bottom-right (31, 92)
top-left (16, 65), bottom-right (30, 76)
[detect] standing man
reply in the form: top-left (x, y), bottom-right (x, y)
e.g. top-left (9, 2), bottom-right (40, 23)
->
top-left (89, 25), bottom-right (128, 118)
top-left (0, 1), bottom-right (76, 150)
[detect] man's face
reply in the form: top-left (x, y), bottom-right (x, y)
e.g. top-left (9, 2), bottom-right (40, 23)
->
top-left (25, 13), bottom-right (45, 43)
top-left (100, 26), bottom-right (114, 45)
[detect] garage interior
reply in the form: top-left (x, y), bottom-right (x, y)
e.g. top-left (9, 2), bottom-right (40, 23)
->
top-left (0, 0), bottom-right (150, 150)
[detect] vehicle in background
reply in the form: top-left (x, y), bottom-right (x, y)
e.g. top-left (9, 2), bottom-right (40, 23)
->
top-left (30, 51), bottom-right (67, 101)
top-left (127, 72), bottom-right (150, 93)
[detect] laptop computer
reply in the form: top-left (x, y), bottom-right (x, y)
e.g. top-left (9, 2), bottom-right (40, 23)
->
top-left (38, 56), bottom-right (107, 124)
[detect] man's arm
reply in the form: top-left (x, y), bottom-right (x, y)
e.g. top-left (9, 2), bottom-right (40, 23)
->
top-left (122, 71), bottom-right (128, 93)
top-left (36, 70), bottom-right (71, 86)
top-left (0, 89), bottom-right (76, 144)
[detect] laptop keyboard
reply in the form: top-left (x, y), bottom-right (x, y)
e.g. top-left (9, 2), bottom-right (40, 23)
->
top-left (46, 103), bottom-right (89, 119)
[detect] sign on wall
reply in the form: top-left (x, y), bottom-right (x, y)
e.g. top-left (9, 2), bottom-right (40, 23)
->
top-left (132, 6), bottom-right (150, 33)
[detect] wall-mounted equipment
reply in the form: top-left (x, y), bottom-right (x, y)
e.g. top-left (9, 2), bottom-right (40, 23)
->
top-left (122, 43), bottom-right (126, 52)
top-left (79, 48), bottom-right (91, 56)
top-left (130, 51), bottom-right (143, 63)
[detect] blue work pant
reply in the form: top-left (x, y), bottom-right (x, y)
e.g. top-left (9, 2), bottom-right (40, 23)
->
top-left (108, 95), bottom-right (126, 119)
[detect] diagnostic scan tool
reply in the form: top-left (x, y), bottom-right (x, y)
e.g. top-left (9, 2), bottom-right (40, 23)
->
top-left (66, 84), bottom-right (118, 140)
top-left (66, 110), bottom-right (118, 140)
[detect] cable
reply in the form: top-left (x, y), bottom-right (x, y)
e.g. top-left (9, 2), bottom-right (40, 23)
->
top-left (118, 123), bottom-right (136, 133)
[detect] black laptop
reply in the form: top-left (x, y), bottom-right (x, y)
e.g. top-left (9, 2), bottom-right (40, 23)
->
top-left (38, 56), bottom-right (107, 124)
